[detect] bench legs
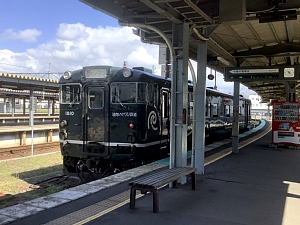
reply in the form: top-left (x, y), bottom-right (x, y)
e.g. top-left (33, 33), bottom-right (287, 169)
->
top-left (130, 187), bottom-right (159, 213)
top-left (130, 187), bottom-right (137, 210)
top-left (153, 189), bottom-right (159, 213)
top-left (129, 172), bottom-right (196, 213)
top-left (192, 172), bottom-right (196, 190)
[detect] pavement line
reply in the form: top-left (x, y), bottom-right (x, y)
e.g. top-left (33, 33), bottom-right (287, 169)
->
top-left (73, 193), bottom-right (143, 225)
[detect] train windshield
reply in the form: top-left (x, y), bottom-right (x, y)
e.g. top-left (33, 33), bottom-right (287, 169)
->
top-left (60, 84), bottom-right (81, 105)
top-left (111, 82), bottom-right (147, 104)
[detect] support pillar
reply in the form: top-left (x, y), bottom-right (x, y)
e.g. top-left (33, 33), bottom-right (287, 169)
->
top-left (194, 41), bottom-right (207, 174)
top-left (52, 100), bottom-right (55, 115)
top-left (286, 82), bottom-right (296, 102)
top-left (48, 129), bottom-right (53, 142)
top-left (232, 81), bottom-right (240, 153)
top-left (11, 96), bottom-right (15, 117)
top-left (3, 98), bottom-right (7, 113)
top-left (22, 97), bottom-right (26, 115)
top-left (170, 23), bottom-right (189, 181)
top-left (48, 98), bottom-right (51, 116)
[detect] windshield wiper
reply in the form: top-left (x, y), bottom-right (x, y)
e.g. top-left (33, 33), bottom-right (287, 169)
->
top-left (69, 94), bottom-right (79, 108)
top-left (114, 94), bottom-right (125, 108)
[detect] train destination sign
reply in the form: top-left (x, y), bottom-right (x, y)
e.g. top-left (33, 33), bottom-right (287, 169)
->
top-left (224, 65), bottom-right (299, 82)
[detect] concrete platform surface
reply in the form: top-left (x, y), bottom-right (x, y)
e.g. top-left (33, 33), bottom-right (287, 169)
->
top-left (2, 120), bottom-right (299, 225)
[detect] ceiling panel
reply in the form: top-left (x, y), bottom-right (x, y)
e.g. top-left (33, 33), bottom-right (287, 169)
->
top-left (80, 0), bottom-right (300, 102)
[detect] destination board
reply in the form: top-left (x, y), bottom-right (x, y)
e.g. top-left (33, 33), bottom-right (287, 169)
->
top-left (224, 65), bottom-right (299, 82)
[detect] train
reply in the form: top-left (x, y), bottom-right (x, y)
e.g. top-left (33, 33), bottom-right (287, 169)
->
top-left (59, 65), bottom-right (251, 180)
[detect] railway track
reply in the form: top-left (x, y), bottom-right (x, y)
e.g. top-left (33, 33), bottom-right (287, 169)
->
top-left (0, 142), bottom-right (60, 160)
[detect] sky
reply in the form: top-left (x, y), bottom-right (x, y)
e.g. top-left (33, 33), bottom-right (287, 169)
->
top-left (0, 0), bottom-right (252, 96)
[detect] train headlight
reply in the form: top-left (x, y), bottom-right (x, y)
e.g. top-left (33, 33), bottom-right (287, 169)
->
top-left (60, 120), bottom-right (67, 127)
top-left (63, 71), bottom-right (72, 80)
top-left (123, 68), bottom-right (132, 78)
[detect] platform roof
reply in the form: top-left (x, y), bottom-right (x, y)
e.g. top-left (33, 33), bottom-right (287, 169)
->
top-left (0, 72), bottom-right (59, 99)
top-left (80, 0), bottom-right (300, 102)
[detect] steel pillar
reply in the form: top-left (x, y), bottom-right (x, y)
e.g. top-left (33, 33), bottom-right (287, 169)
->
top-left (11, 96), bottom-right (15, 117)
top-left (22, 97), bottom-right (26, 115)
top-left (194, 41), bottom-right (207, 174)
top-left (170, 23), bottom-right (189, 182)
top-left (286, 82), bottom-right (296, 102)
top-left (232, 82), bottom-right (240, 153)
top-left (52, 100), bottom-right (55, 115)
top-left (48, 99), bottom-right (51, 116)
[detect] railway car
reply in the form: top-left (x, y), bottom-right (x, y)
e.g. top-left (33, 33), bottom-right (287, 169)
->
top-left (59, 65), bottom-right (251, 180)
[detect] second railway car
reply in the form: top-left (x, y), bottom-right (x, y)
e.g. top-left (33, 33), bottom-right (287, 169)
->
top-left (59, 65), bottom-right (251, 180)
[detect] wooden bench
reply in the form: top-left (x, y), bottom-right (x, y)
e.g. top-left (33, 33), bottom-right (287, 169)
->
top-left (129, 167), bottom-right (197, 213)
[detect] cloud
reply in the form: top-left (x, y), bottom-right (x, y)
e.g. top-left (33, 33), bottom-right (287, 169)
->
top-left (1, 28), bottom-right (42, 42)
top-left (0, 23), bottom-right (252, 95)
top-left (56, 23), bottom-right (89, 41)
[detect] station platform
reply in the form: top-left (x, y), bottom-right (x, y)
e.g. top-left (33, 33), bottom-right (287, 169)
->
top-left (1, 120), bottom-right (300, 225)
top-left (0, 124), bottom-right (59, 148)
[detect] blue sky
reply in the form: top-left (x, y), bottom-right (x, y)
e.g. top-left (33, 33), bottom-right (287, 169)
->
top-left (0, 0), bottom-right (118, 51)
top-left (0, 0), bottom-right (250, 96)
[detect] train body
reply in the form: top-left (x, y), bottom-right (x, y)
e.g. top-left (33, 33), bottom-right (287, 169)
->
top-left (59, 65), bottom-right (251, 179)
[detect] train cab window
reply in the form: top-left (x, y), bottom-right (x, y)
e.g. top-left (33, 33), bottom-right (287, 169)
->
top-left (88, 89), bottom-right (103, 109)
top-left (60, 84), bottom-right (81, 104)
top-left (111, 83), bottom-right (137, 104)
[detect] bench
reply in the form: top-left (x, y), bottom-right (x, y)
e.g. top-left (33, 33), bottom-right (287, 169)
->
top-left (129, 167), bottom-right (197, 213)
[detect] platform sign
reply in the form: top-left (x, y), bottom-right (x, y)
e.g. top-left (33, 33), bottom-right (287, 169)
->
top-left (224, 65), bottom-right (299, 82)
top-left (30, 97), bottom-right (37, 112)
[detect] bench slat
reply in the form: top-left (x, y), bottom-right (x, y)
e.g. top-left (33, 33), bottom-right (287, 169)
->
top-left (129, 167), bottom-right (191, 186)
top-left (133, 168), bottom-right (195, 187)
top-left (148, 169), bottom-right (196, 188)
top-left (129, 166), bottom-right (196, 213)
top-left (130, 167), bottom-right (196, 188)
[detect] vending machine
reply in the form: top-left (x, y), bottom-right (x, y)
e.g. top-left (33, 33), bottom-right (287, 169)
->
top-left (272, 101), bottom-right (300, 146)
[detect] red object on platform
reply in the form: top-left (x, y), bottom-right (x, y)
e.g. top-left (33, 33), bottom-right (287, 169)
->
top-left (272, 101), bottom-right (300, 146)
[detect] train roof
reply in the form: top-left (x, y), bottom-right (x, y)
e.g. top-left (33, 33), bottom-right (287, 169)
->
top-left (59, 65), bottom-right (249, 100)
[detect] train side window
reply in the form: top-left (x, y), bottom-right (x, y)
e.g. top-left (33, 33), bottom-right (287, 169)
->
top-left (206, 102), bottom-right (210, 117)
top-left (219, 97), bottom-right (224, 117)
top-left (148, 84), bottom-right (154, 106)
top-left (154, 84), bottom-right (159, 106)
top-left (137, 83), bottom-right (147, 103)
top-left (225, 105), bottom-right (230, 117)
top-left (88, 88), bottom-right (103, 109)
top-left (162, 91), bottom-right (169, 118)
top-left (212, 103), bottom-right (218, 117)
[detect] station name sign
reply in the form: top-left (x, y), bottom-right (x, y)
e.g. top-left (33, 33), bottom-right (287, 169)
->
top-left (224, 65), bottom-right (299, 82)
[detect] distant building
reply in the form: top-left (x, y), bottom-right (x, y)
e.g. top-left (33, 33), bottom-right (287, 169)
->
top-left (249, 94), bottom-right (272, 117)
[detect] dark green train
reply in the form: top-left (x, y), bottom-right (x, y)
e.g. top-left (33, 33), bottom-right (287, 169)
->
top-left (59, 65), bottom-right (251, 180)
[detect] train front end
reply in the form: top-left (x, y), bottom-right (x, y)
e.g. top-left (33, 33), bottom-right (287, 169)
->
top-left (59, 66), bottom-right (151, 180)
top-left (59, 66), bottom-right (121, 179)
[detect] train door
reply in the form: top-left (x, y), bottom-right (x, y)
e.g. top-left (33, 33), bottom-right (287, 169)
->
top-left (84, 85), bottom-right (108, 155)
